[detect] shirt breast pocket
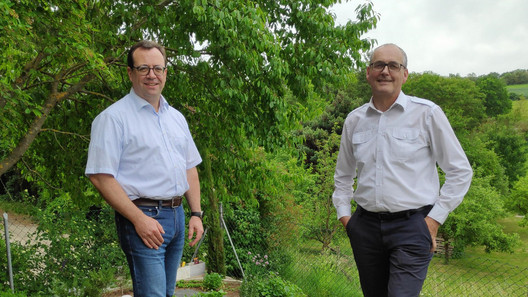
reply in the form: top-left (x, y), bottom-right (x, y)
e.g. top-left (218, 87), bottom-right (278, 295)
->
top-left (352, 130), bottom-right (376, 162)
top-left (169, 135), bottom-right (188, 157)
top-left (390, 128), bottom-right (423, 161)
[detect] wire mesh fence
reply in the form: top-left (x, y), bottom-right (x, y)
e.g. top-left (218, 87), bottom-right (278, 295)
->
top-left (2, 205), bottom-right (528, 296)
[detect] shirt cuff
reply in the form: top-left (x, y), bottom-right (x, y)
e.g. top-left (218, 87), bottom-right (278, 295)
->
top-left (336, 205), bottom-right (352, 220)
top-left (427, 204), bottom-right (450, 224)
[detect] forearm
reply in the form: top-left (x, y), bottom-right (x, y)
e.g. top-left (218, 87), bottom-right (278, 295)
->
top-left (185, 167), bottom-right (201, 212)
top-left (88, 173), bottom-right (145, 224)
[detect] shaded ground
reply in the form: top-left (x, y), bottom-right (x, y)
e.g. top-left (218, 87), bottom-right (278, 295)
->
top-left (1, 210), bottom-right (39, 244)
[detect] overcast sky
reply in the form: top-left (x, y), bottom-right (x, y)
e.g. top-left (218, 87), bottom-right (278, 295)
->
top-left (330, 0), bottom-right (528, 76)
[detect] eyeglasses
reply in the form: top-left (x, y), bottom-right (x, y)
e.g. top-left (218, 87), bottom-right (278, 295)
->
top-left (369, 61), bottom-right (405, 73)
top-left (132, 65), bottom-right (167, 76)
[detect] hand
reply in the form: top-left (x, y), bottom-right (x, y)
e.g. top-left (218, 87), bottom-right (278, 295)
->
top-left (134, 215), bottom-right (165, 249)
top-left (339, 216), bottom-right (351, 229)
top-left (188, 216), bottom-right (204, 247)
top-left (425, 216), bottom-right (440, 253)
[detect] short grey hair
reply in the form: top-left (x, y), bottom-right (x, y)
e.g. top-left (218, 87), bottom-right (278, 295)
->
top-left (368, 43), bottom-right (408, 68)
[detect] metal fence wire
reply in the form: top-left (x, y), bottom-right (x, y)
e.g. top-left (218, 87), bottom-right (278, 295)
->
top-left (2, 207), bottom-right (528, 296)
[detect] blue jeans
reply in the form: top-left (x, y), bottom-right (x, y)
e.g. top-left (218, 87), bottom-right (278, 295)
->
top-left (115, 205), bottom-right (185, 297)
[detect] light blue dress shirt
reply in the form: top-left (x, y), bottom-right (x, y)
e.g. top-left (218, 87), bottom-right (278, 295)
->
top-left (85, 89), bottom-right (202, 199)
top-left (332, 92), bottom-right (473, 224)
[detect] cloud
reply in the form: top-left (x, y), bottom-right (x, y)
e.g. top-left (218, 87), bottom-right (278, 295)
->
top-left (330, 0), bottom-right (528, 76)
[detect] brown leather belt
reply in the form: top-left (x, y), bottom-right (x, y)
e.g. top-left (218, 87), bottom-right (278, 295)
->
top-left (132, 196), bottom-right (183, 208)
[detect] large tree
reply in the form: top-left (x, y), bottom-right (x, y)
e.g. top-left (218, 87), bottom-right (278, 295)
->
top-left (1, 0), bottom-right (378, 274)
top-left (402, 72), bottom-right (486, 133)
top-left (476, 74), bottom-right (512, 117)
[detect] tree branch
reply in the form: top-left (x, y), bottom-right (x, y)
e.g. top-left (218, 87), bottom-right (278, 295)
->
top-left (0, 73), bottom-right (95, 177)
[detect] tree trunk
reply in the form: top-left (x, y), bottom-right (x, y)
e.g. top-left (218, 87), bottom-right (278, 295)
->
top-left (202, 148), bottom-right (226, 274)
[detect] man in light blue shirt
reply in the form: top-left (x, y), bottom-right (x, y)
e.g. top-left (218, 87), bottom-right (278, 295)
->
top-left (333, 44), bottom-right (472, 297)
top-left (85, 40), bottom-right (203, 297)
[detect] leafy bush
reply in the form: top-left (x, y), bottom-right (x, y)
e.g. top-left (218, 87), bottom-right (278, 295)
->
top-left (0, 291), bottom-right (27, 297)
top-left (203, 273), bottom-right (223, 291)
top-left (240, 272), bottom-right (306, 297)
top-left (1, 198), bottom-right (128, 295)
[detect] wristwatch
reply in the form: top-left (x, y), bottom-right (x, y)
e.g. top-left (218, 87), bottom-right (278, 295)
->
top-left (191, 211), bottom-right (204, 220)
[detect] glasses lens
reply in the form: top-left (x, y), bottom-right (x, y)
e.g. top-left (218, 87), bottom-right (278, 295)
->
top-left (136, 66), bottom-right (149, 74)
top-left (153, 66), bottom-right (165, 75)
top-left (373, 62), bottom-right (386, 71)
top-left (388, 62), bottom-right (401, 71)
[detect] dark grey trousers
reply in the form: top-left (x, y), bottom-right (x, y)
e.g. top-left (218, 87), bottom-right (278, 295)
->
top-left (346, 206), bottom-right (434, 297)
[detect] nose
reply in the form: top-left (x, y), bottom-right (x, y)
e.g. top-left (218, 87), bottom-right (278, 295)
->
top-left (380, 64), bottom-right (390, 74)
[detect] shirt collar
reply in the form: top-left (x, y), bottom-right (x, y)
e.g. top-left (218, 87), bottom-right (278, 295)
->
top-left (368, 91), bottom-right (408, 112)
top-left (129, 88), bottom-right (169, 112)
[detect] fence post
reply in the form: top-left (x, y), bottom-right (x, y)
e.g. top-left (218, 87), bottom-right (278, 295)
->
top-left (3, 213), bottom-right (15, 293)
top-left (219, 203), bottom-right (245, 278)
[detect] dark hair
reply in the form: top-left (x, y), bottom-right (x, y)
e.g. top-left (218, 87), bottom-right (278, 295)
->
top-left (127, 40), bottom-right (167, 68)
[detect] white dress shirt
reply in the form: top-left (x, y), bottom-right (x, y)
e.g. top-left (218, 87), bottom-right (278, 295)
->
top-left (332, 92), bottom-right (472, 224)
top-left (85, 89), bottom-right (202, 199)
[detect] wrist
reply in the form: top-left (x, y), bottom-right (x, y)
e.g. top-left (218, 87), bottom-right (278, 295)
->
top-left (190, 211), bottom-right (204, 220)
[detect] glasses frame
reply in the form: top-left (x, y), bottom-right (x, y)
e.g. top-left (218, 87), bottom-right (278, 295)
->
top-left (369, 61), bottom-right (406, 73)
top-left (132, 65), bottom-right (167, 76)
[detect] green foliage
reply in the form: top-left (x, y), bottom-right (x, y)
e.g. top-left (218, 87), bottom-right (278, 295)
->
top-left (0, 240), bottom-right (33, 294)
top-left (176, 279), bottom-right (203, 289)
top-left (476, 74), bottom-right (512, 117)
top-left (203, 273), bottom-right (224, 291)
top-left (477, 119), bottom-right (527, 186)
top-left (1, 0), bottom-right (379, 292)
top-left (2, 202), bottom-right (127, 295)
top-left (0, 291), bottom-right (27, 297)
top-left (441, 174), bottom-right (520, 260)
top-left (277, 246), bottom-right (361, 297)
top-left (46, 268), bottom-right (115, 297)
top-left (403, 72), bottom-right (486, 132)
top-left (222, 208), bottom-right (270, 277)
top-left (294, 78), bottom-right (367, 251)
top-left (240, 272), bottom-right (306, 297)
top-left (507, 175), bottom-right (528, 225)
top-left (460, 135), bottom-right (508, 194)
top-left (500, 69), bottom-right (528, 85)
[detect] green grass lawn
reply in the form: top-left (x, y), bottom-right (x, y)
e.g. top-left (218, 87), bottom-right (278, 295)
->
top-left (286, 215), bottom-right (528, 297)
top-left (507, 83), bottom-right (528, 97)
top-left (464, 216), bottom-right (528, 268)
top-left (423, 216), bottom-right (528, 296)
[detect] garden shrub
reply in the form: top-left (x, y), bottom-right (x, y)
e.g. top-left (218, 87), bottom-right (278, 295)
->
top-left (240, 272), bottom-right (306, 297)
top-left (203, 273), bottom-right (223, 291)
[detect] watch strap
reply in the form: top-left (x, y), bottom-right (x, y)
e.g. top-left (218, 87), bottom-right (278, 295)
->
top-left (191, 211), bottom-right (203, 219)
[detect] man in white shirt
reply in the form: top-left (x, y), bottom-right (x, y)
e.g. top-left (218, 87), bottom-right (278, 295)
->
top-left (332, 43), bottom-right (472, 297)
top-left (85, 40), bottom-right (204, 297)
